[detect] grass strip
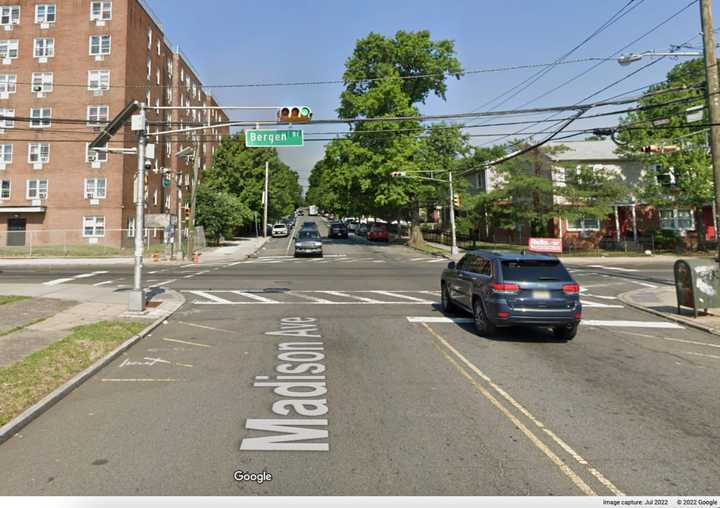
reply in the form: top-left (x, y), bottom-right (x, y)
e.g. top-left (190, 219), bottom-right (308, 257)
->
top-left (0, 295), bottom-right (30, 306)
top-left (0, 320), bottom-right (146, 427)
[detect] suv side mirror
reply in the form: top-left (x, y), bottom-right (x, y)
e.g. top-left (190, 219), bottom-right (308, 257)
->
top-left (447, 261), bottom-right (456, 270)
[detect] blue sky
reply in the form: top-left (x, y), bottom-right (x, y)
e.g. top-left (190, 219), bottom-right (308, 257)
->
top-left (146, 0), bottom-right (715, 188)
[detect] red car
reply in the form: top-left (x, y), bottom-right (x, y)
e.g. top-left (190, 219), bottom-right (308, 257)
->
top-left (367, 223), bottom-right (389, 242)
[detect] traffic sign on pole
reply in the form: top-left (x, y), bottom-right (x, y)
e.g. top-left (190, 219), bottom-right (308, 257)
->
top-left (245, 129), bottom-right (304, 147)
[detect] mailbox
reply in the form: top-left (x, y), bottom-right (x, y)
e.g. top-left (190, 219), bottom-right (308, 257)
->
top-left (674, 258), bottom-right (720, 317)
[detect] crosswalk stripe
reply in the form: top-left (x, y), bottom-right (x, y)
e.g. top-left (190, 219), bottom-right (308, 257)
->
top-left (187, 290), bottom-right (234, 304)
top-left (319, 290), bottom-right (383, 303)
top-left (232, 291), bottom-right (281, 303)
top-left (291, 292), bottom-right (335, 303)
top-left (581, 300), bottom-right (623, 308)
top-left (369, 291), bottom-right (429, 302)
top-left (426, 258), bottom-right (448, 263)
top-left (93, 280), bottom-right (114, 286)
top-left (410, 257), bottom-right (428, 261)
top-left (43, 277), bottom-right (75, 286)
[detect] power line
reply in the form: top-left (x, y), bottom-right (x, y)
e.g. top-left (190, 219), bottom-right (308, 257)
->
top-left (470, 0), bottom-right (646, 114)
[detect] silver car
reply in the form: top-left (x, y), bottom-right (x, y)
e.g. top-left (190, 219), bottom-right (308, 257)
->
top-left (294, 230), bottom-right (323, 257)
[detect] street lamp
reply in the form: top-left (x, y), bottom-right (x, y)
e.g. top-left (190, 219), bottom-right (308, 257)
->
top-left (617, 50), bottom-right (701, 66)
top-left (392, 170), bottom-right (459, 256)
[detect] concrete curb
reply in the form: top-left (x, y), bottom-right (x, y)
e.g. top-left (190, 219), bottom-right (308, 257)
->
top-left (0, 290), bottom-right (186, 445)
top-left (406, 243), bottom-right (453, 260)
top-left (618, 289), bottom-right (720, 337)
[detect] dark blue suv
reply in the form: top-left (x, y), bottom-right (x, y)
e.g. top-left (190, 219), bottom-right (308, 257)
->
top-left (440, 250), bottom-right (581, 340)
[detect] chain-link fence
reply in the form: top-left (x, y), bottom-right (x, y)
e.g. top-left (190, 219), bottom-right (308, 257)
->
top-left (0, 228), bottom-right (170, 257)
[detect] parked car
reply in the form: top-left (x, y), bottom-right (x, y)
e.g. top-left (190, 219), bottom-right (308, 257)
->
top-left (357, 223), bottom-right (369, 236)
top-left (272, 224), bottom-right (289, 237)
top-left (440, 250), bottom-right (581, 340)
top-left (294, 229), bottom-right (323, 257)
top-left (367, 223), bottom-right (389, 242)
top-left (328, 222), bottom-right (349, 239)
top-left (348, 221), bottom-right (359, 233)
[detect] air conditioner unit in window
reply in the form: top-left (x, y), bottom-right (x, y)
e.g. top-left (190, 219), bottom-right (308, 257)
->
top-left (31, 199), bottom-right (41, 206)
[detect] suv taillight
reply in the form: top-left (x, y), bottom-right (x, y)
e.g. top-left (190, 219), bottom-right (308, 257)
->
top-left (562, 283), bottom-right (580, 294)
top-left (490, 282), bottom-right (520, 294)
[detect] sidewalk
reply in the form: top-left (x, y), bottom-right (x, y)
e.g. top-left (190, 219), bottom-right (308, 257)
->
top-left (0, 236), bottom-right (268, 267)
top-left (0, 283), bottom-right (183, 367)
top-left (620, 286), bottom-right (720, 336)
top-left (422, 240), bottom-right (680, 265)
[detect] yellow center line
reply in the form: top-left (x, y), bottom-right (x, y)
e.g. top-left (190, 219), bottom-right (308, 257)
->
top-left (421, 322), bottom-right (625, 496)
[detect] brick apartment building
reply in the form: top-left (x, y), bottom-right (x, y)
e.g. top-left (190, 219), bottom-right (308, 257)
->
top-left (0, 0), bottom-right (229, 251)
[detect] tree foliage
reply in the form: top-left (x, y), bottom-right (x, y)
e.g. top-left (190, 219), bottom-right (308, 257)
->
top-left (195, 186), bottom-right (252, 244)
top-left (307, 30), bottom-right (464, 223)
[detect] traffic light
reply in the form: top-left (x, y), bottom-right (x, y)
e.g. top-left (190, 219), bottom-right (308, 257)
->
top-left (453, 193), bottom-right (461, 209)
top-left (390, 171), bottom-right (407, 178)
top-left (278, 106), bottom-right (312, 123)
top-left (640, 144), bottom-right (678, 153)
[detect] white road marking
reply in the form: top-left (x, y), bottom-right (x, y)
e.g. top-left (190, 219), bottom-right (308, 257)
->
top-left (233, 291), bottom-right (281, 303)
top-left (162, 337), bottom-right (210, 348)
top-left (74, 271), bottom-right (109, 279)
top-left (187, 290), bottom-right (234, 304)
top-left (410, 257), bottom-right (428, 261)
top-left (426, 258), bottom-right (448, 263)
top-left (407, 316), bottom-right (473, 323)
top-left (93, 280), bottom-right (114, 287)
top-left (582, 293), bottom-right (618, 300)
top-left (372, 260), bottom-right (385, 263)
top-left (625, 280), bottom-right (658, 288)
top-left (681, 351), bottom-right (720, 360)
top-left (621, 330), bottom-right (720, 350)
top-left (369, 291), bottom-right (430, 302)
top-left (580, 300), bottom-right (624, 309)
top-left (175, 321), bottom-right (238, 334)
top-left (582, 320), bottom-right (684, 329)
top-left (588, 265), bottom-right (638, 272)
top-left (290, 292), bottom-right (336, 303)
top-left (149, 279), bottom-right (176, 287)
top-left (43, 278), bottom-right (75, 286)
top-left (319, 290), bottom-right (383, 303)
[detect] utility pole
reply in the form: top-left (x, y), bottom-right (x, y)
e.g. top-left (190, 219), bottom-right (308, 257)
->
top-left (263, 160), bottom-right (269, 238)
top-left (700, 0), bottom-right (720, 262)
top-left (187, 139), bottom-right (201, 257)
top-left (129, 104), bottom-right (147, 312)
top-left (448, 170), bottom-right (459, 256)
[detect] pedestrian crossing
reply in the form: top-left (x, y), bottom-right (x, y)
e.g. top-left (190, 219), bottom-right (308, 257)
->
top-left (233, 254), bottom-right (448, 265)
top-left (185, 289), bottom-right (622, 308)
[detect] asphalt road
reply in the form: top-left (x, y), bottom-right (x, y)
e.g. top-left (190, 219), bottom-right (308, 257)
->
top-left (0, 216), bottom-right (719, 495)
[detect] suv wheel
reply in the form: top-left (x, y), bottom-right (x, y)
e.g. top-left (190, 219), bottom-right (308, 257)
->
top-left (473, 298), bottom-right (496, 336)
top-left (553, 324), bottom-right (578, 341)
top-left (441, 283), bottom-right (457, 313)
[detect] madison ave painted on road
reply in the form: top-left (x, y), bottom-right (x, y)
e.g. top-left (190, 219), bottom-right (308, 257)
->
top-left (0, 219), bottom-right (718, 495)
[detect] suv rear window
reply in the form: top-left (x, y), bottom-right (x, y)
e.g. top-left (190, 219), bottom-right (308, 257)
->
top-left (500, 259), bottom-right (571, 282)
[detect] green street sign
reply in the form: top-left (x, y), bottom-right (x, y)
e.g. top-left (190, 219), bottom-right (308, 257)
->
top-left (245, 129), bottom-right (304, 147)
top-left (162, 176), bottom-right (171, 189)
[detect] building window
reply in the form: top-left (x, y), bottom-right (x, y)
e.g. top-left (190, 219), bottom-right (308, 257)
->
top-left (127, 216), bottom-right (135, 237)
top-left (147, 29), bottom-right (152, 49)
top-left (30, 107), bottom-right (51, 128)
top-left (652, 164), bottom-right (676, 187)
top-left (85, 143), bottom-right (108, 163)
top-left (660, 208), bottom-right (694, 231)
top-left (35, 4), bottom-right (56, 24)
top-left (0, 108), bottom-right (14, 128)
top-left (0, 179), bottom-right (9, 199)
top-left (26, 179), bottom-right (48, 199)
top-left (156, 40), bottom-right (160, 56)
top-left (85, 177), bottom-right (106, 199)
top-left (83, 216), bottom-right (105, 237)
top-left (33, 38), bottom-right (54, 58)
top-left (90, 1), bottom-right (112, 21)
top-left (87, 105), bottom-right (109, 127)
top-left (0, 143), bottom-right (11, 163)
top-left (88, 69), bottom-right (110, 91)
top-left (0, 40), bottom-right (19, 60)
top-left (146, 57), bottom-right (151, 79)
top-left (28, 143), bottom-right (49, 164)
top-left (567, 215), bottom-right (600, 232)
top-left (0, 73), bottom-right (16, 94)
top-left (0, 6), bottom-right (20, 26)
top-left (156, 69), bottom-right (160, 86)
top-left (31, 72), bottom-right (53, 93)
top-left (89, 35), bottom-right (111, 56)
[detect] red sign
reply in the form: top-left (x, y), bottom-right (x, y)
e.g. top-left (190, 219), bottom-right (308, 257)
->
top-left (528, 237), bottom-right (563, 253)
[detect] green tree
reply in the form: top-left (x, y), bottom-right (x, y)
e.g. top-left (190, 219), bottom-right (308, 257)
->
top-left (307, 30), bottom-right (463, 237)
top-left (204, 132), bottom-right (303, 223)
top-left (617, 58), bottom-right (713, 244)
top-left (195, 186), bottom-right (252, 244)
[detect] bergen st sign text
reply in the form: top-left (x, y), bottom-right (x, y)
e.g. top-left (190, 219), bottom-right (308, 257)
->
top-left (245, 129), bottom-right (304, 147)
